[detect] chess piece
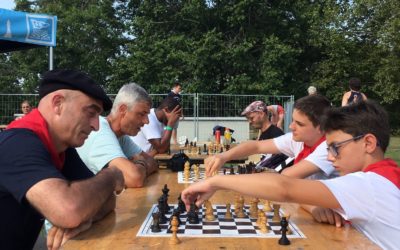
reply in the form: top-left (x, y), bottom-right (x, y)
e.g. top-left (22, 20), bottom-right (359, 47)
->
top-left (259, 213), bottom-right (269, 233)
top-left (278, 217), bottom-right (291, 245)
top-left (184, 161), bottom-right (190, 181)
top-left (177, 194), bottom-right (186, 213)
top-left (236, 196), bottom-right (246, 218)
top-left (283, 213), bottom-right (292, 234)
top-left (157, 196), bottom-right (168, 224)
top-left (198, 146), bottom-right (201, 155)
top-left (272, 204), bottom-right (281, 222)
top-left (162, 184), bottom-right (170, 212)
top-left (263, 200), bottom-right (273, 212)
top-left (170, 209), bottom-right (182, 226)
top-left (151, 212), bottom-right (161, 232)
top-left (193, 164), bottom-right (200, 180)
top-left (204, 200), bottom-right (216, 221)
top-left (169, 216), bottom-right (181, 245)
top-left (225, 203), bottom-right (232, 219)
top-left (256, 209), bottom-right (263, 226)
top-left (229, 167), bottom-right (235, 175)
top-left (249, 198), bottom-right (259, 218)
top-left (187, 203), bottom-right (199, 224)
top-left (203, 143), bottom-right (207, 153)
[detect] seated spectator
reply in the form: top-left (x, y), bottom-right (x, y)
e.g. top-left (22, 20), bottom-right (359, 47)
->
top-left (131, 96), bottom-right (181, 156)
top-left (77, 83), bottom-right (158, 188)
top-left (341, 77), bottom-right (367, 106)
top-left (15, 100), bottom-right (32, 120)
top-left (0, 69), bottom-right (124, 250)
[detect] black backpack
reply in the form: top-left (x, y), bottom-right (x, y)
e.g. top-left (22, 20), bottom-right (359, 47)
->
top-left (167, 152), bottom-right (189, 172)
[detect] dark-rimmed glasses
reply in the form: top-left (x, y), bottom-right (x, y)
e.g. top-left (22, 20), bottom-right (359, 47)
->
top-left (327, 134), bottom-right (365, 157)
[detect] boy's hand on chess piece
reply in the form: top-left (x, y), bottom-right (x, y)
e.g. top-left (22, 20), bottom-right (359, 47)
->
top-left (205, 154), bottom-right (227, 177)
top-left (181, 180), bottom-right (217, 211)
top-left (310, 206), bottom-right (345, 227)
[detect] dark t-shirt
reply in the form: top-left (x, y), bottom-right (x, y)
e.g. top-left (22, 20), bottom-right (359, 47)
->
top-left (347, 91), bottom-right (363, 105)
top-left (0, 129), bottom-right (94, 250)
top-left (258, 125), bottom-right (287, 164)
top-left (168, 91), bottom-right (182, 104)
top-left (259, 124), bottom-right (284, 141)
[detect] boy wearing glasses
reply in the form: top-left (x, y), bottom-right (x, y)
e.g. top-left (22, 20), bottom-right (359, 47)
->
top-left (182, 100), bottom-right (399, 250)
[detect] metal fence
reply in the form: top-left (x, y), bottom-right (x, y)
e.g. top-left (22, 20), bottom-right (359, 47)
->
top-left (0, 93), bottom-right (294, 140)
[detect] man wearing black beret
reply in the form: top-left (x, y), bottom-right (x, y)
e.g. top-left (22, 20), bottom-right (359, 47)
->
top-left (0, 69), bottom-right (125, 250)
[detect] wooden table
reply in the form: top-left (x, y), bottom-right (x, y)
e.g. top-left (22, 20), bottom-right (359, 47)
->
top-left (63, 170), bottom-right (379, 250)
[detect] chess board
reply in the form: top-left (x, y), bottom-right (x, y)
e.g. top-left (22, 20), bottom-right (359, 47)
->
top-left (177, 168), bottom-right (235, 183)
top-left (137, 204), bottom-right (306, 238)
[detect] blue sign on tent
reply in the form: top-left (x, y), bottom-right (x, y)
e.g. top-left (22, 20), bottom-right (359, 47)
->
top-left (0, 8), bottom-right (57, 47)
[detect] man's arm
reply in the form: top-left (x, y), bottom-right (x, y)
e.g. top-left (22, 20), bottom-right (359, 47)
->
top-left (148, 106), bottom-right (182, 155)
top-left (132, 151), bottom-right (159, 176)
top-left (26, 167), bottom-right (124, 229)
top-left (341, 92), bottom-right (350, 106)
top-left (107, 157), bottom-right (147, 188)
top-left (205, 139), bottom-right (280, 176)
top-left (181, 173), bottom-right (341, 211)
top-left (280, 159), bottom-right (321, 178)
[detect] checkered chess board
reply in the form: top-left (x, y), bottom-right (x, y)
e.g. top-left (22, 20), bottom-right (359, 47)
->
top-left (137, 204), bottom-right (306, 238)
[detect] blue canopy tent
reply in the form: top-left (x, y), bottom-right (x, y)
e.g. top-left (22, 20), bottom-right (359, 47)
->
top-left (0, 8), bottom-right (57, 69)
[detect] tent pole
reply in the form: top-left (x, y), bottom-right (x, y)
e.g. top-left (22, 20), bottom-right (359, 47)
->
top-left (49, 46), bottom-right (54, 70)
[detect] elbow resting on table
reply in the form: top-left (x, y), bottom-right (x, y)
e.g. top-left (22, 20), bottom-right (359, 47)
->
top-left (47, 202), bottom-right (89, 228)
top-left (124, 171), bottom-right (145, 188)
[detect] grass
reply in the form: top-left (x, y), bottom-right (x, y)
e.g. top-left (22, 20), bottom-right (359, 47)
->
top-left (386, 137), bottom-right (400, 165)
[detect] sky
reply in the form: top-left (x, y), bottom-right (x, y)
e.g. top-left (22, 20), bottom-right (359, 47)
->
top-left (0, 0), bottom-right (16, 10)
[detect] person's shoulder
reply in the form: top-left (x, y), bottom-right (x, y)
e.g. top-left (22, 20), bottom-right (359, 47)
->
top-left (0, 128), bottom-right (39, 143)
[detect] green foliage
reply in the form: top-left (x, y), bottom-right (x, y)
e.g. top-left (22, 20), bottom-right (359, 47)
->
top-left (1, 0), bottom-right (400, 130)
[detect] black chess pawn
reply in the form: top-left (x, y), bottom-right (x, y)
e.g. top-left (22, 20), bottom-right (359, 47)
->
top-left (194, 142), bottom-right (197, 147)
top-left (185, 138), bottom-right (189, 147)
top-left (223, 168), bottom-right (226, 175)
top-left (230, 167), bottom-right (235, 175)
top-left (203, 143), bottom-right (207, 153)
top-left (278, 217), bottom-right (291, 245)
top-left (151, 212), bottom-right (161, 232)
top-left (177, 194), bottom-right (186, 213)
top-left (187, 203), bottom-right (200, 224)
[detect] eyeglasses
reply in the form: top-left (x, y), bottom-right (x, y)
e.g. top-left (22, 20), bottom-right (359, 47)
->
top-left (327, 134), bottom-right (365, 157)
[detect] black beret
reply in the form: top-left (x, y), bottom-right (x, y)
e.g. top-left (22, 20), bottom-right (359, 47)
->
top-left (39, 69), bottom-right (112, 111)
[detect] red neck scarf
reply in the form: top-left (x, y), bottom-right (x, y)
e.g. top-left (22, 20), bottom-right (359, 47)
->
top-left (363, 158), bottom-right (400, 189)
top-left (7, 109), bottom-right (65, 170)
top-left (294, 136), bottom-right (326, 164)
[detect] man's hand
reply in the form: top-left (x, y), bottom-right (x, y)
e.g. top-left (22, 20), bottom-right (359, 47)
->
top-left (204, 154), bottom-right (227, 177)
top-left (181, 179), bottom-right (217, 211)
top-left (165, 105), bottom-right (182, 127)
top-left (310, 207), bottom-right (345, 227)
top-left (47, 221), bottom-right (92, 250)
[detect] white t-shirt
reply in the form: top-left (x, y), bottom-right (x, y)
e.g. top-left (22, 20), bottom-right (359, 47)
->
top-left (76, 116), bottom-right (142, 174)
top-left (131, 108), bottom-right (164, 153)
top-left (320, 172), bottom-right (400, 250)
top-left (273, 132), bottom-right (337, 179)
